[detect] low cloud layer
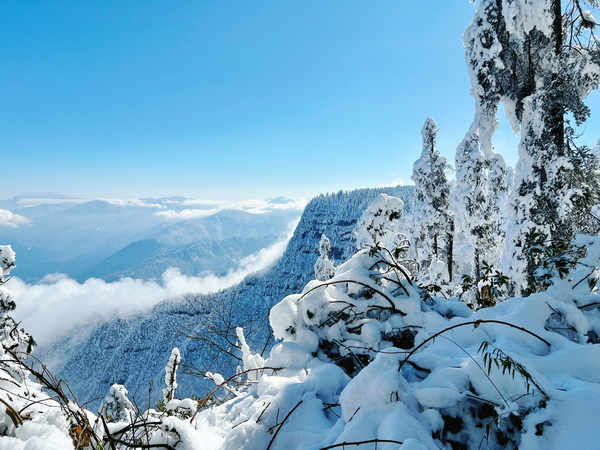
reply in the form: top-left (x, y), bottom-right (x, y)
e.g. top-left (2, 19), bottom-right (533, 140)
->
top-left (0, 209), bottom-right (29, 228)
top-left (154, 208), bottom-right (223, 220)
top-left (10, 224), bottom-right (297, 346)
top-left (154, 198), bottom-right (308, 220)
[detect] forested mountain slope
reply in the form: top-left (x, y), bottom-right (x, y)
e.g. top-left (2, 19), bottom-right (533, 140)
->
top-left (44, 186), bottom-right (414, 407)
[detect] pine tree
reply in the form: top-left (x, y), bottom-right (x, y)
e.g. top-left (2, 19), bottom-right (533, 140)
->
top-left (411, 118), bottom-right (453, 283)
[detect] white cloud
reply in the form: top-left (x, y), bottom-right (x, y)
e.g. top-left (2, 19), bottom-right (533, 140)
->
top-left (154, 198), bottom-right (307, 220)
top-left (154, 208), bottom-right (222, 220)
top-left (245, 198), bottom-right (309, 214)
top-left (100, 198), bottom-right (166, 209)
top-left (10, 223), bottom-right (297, 347)
top-left (177, 198), bottom-right (231, 208)
top-left (0, 209), bottom-right (30, 228)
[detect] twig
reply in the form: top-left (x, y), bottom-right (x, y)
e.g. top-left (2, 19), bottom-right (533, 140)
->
top-left (321, 438), bottom-right (404, 449)
top-left (256, 402), bottom-right (271, 423)
top-left (398, 319), bottom-right (551, 373)
top-left (300, 280), bottom-right (403, 313)
top-left (100, 415), bottom-right (118, 450)
top-left (578, 301), bottom-right (600, 310)
top-left (0, 397), bottom-right (23, 426)
top-left (572, 268), bottom-right (597, 290)
top-left (266, 400), bottom-right (303, 450)
top-left (190, 367), bottom-right (279, 423)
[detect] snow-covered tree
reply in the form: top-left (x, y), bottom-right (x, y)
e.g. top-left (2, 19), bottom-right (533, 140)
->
top-left (314, 234), bottom-right (335, 281)
top-left (411, 118), bottom-right (453, 283)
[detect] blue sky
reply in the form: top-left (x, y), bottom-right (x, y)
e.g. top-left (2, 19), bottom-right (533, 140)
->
top-left (2, 1), bottom-right (599, 200)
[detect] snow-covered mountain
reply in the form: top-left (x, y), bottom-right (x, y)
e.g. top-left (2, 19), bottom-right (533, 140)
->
top-left (43, 186), bottom-right (414, 408)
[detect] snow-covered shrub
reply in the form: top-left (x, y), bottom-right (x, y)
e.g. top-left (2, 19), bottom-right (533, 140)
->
top-left (0, 246), bottom-right (94, 449)
top-left (0, 246), bottom-right (34, 381)
top-left (101, 383), bottom-right (134, 423)
top-left (273, 196), bottom-right (456, 376)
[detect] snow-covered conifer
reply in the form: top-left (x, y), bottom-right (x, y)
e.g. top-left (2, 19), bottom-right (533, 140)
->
top-left (411, 118), bottom-right (453, 283)
top-left (314, 234), bottom-right (335, 281)
top-left (102, 383), bottom-right (134, 423)
top-left (462, 0), bottom-right (600, 295)
top-left (163, 347), bottom-right (181, 403)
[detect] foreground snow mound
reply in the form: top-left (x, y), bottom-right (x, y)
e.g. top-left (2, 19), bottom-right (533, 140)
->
top-left (193, 236), bottom-right (600, 449)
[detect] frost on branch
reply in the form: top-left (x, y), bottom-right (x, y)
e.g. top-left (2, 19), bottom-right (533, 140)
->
top-left (0, 245), bottom-right (16, 280)
top-left (314, 233), bottom-right (335, 281)
top-left (236, 327), bottom-right (265, 381)
top-left (0, 246), bottom-right (16, 313)
top-left (451, 0), bottom-right (508, 302)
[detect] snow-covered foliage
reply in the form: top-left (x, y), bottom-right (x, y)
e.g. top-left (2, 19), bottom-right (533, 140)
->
top-left (186, 229), bottom-right (600, 449)
top-left (355, 193), bottom-right (405, 251)
top-left (0, 248), bottom-right (77, 449)
top-left (314, 234), bottom-right (335, 281)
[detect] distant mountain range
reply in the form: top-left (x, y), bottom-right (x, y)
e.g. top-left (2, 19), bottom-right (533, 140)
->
top-left (0, 193), bottom-right (305, 282)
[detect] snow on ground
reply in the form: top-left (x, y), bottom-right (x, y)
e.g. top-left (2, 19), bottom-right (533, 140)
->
top-left (186, 234), bottom-right (600, 449)
top-left (1, 214), bottom-right (600, 449)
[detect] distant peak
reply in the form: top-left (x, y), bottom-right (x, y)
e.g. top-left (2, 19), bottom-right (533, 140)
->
top-left (12, 192), bottom-right (81, 201)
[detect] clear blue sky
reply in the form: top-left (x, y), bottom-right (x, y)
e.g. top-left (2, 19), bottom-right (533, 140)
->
top-left (2, 1), bottom-right (599, 200)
